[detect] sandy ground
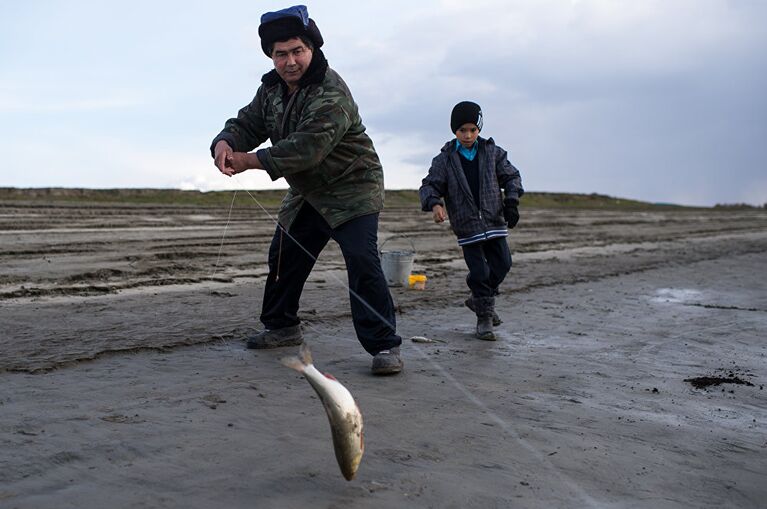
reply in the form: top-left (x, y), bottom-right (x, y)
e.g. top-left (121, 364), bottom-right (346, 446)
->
top-left (1, 198), bottom-right (766, 508)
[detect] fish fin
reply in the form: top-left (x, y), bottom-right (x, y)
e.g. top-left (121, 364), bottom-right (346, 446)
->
top-left (299, 342), bottom-right (313, 365)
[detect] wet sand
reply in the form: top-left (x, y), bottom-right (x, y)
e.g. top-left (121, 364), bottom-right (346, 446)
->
top-left (1, 198), bottom-right (766, 508)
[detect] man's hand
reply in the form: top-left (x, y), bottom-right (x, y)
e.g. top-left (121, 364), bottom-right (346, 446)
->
top-left (432, 204), bottom-right (447, 223)
top-left (214, 143), bottom-right (264, 177)
top-left (214, 141), bottom-right (234, 176)
top-left (225, 153), bottom-right (255, 176)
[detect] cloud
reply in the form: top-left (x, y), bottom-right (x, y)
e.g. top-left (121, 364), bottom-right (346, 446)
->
top-left (330, 0), bottom-right (767, 206)
top-left (0, 92), bottom-right (144, 113)
top-left (177, 165), bottom-right (287, 193)
top-left (367, 130), bottom-right (438, 189)
top-left (1, 0), bottom-right (765, 206)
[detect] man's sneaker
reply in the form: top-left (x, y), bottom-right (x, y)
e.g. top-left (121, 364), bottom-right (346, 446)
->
top-left (246, 325), bottom-right (303, 349)
top-left (371, 347), bottom-right (403, 375)
top-left (464, 297), bottom-right (502, 326)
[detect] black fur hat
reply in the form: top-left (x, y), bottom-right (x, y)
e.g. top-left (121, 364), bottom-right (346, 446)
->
top-left (258, 5), bottom-right (324, 56)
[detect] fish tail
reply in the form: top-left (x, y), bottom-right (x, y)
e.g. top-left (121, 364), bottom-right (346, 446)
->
top-left (279, 342), bottom-right (313, 372)
top-left (299, 342), bottom-right (312, 365)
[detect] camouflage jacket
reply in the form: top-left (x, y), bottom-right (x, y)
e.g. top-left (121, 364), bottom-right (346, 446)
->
top-left (210, 50), bottom-right (384, 229)
top-left (419, 137), bottom-right (524, 245)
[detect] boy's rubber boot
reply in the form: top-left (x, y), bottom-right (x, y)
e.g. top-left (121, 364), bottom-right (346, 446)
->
top-left (464, 296), bottom-right (502, 326)
top-left (474, 297), bottom-right (496, 341)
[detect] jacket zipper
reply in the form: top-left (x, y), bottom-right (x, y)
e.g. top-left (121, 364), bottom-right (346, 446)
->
top-left (275, 88), bottom-right (299, 280)
top-left (452, 149), bottom-right (489, 241)
top-left (281, 90), bottom-right (299, 139)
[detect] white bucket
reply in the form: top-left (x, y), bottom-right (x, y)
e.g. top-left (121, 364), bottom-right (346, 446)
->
top-left (379, 235), bottom-right (415, 287)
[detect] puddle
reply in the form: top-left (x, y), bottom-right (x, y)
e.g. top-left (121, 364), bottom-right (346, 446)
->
top-left (650, 288), bottom-right (702, 304)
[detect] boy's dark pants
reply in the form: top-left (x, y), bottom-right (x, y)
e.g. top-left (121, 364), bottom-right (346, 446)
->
top-left (461, 237), bottom-right (512, 298)
top-left (260, 203), bottom-right (401, 355)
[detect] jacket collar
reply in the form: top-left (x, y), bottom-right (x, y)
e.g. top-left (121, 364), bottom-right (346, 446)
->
top-left (442, 136), bottom-right (490, 154)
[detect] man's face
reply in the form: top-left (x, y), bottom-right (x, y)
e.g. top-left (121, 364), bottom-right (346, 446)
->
top-left (271, 38), bottom-right (313, 89)
top-left (455, 123), bottom-right (479, 148)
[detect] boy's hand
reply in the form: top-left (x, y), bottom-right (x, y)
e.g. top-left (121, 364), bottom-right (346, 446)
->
top-left (432, 204), bottom-right (447, 223)
top-left (504, 204), bottom-right (519, 228)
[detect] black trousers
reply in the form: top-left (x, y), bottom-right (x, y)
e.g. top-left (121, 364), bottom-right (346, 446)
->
top-left (260, 203), bottom-right (401, 355)
top-left (461, 237), bottom-right (512, 298)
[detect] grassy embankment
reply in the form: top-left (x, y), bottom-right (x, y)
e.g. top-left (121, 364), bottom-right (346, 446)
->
top-left (0, 187), bottom-right (696, 210)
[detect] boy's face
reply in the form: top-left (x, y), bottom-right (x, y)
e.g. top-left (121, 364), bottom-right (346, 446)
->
top-left (455, 123), bottom-right (479, 149)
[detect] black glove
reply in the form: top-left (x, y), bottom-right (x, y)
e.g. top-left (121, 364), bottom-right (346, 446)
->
top-left (503, 204), bottom-right (519, 228)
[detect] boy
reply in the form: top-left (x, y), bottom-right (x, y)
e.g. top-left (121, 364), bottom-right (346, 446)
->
top-left (419, 101), bottom-right (524, 340)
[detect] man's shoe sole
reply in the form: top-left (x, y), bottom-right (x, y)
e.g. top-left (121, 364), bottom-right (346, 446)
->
top-left (371, 365), bottom-right (403, 375)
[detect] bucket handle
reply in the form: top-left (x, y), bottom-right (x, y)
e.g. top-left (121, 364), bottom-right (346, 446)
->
top-left (379, 234), bottom-right (416, 254)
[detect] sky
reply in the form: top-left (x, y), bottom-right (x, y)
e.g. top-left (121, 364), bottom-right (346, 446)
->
top-left (1, 0), bottom-right (766, 206)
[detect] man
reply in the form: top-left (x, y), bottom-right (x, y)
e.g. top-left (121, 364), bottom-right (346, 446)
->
top-left (210, 5), bottom-right (402, 375)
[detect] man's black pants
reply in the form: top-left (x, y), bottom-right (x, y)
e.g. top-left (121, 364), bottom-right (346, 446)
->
top-left (260, 203), bottom-right (401, 355)
top-left (461, 237), bottom-right (512, 298)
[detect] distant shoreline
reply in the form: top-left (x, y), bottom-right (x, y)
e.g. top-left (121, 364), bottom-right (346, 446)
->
top-left (0, 187), bottom-right (719, 210)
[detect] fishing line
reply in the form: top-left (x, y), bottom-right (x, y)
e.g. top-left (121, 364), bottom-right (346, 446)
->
top-left (410, 343), bottom-right (601, 508)
top-left (413, 345), bottom-right (601, 507)
top-left (666, 320), bottom-right (741, 340)
top-left (201, 188), bottom-right (249, 362)
top-left (214, 190), bottom-right (238, 272)
top-left (229, 175), bottom-right (398, 331)
top-left (219, 178), bottom-right (598, 504)
top-left (631, 320), bottom-right (742, 358)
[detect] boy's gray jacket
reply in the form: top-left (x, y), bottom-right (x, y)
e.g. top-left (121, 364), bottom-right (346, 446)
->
top-left (419, 137), bottom-right (523, 244)
top-left (210, 52), bottom-right (384, 230)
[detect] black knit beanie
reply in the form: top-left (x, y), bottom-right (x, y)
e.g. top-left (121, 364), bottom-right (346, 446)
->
top-left (258, 5), bottom-right (324, 57)
top-left (450, 101), bottom-right (483, 133)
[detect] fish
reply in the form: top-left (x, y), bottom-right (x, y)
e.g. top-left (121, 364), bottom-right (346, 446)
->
top-left (280, 343), bottom-right (364, 481)
top-left (410, 335), bottom-right (446, 344)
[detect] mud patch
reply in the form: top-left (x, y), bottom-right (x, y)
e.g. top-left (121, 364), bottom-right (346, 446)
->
top-left (684, 373), bottom-right (756, 389)
top-left (65, 268), bottom-right (125, 282)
